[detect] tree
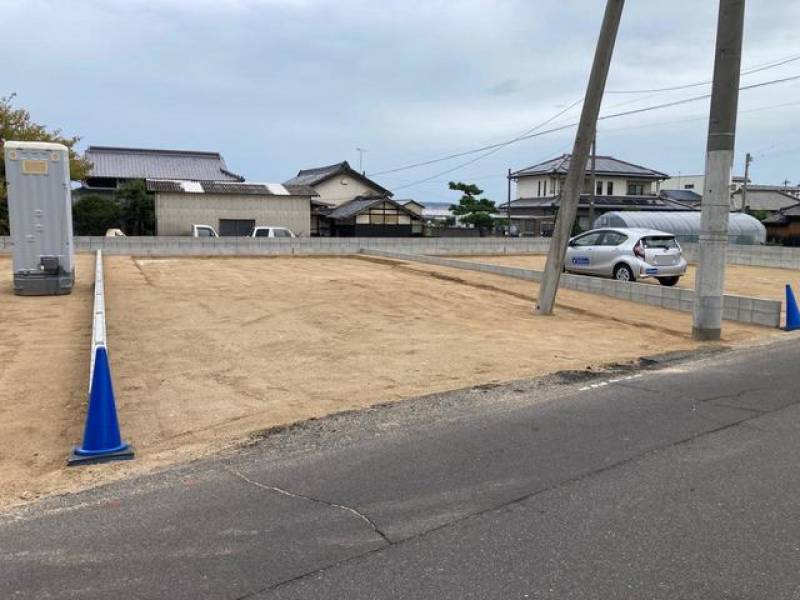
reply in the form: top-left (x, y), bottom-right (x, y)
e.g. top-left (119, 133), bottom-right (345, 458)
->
top-left (448, 181), bottom-right (497, 231)
top-left (116, 179), bottom-right (155, 235)
top-left (72, 195), bottom-right (122, 235)
top-left (0, 93), bottom-right (91, 234)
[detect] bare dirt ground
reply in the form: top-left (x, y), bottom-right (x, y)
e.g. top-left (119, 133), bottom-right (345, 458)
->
top-left (0, 254), bottom-right (782, 509)
top-left (459, 254), bottom-right (798, 301)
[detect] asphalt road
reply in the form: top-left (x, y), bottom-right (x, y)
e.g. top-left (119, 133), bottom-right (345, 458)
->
top-left (3, 339), bottom-right (800, 599)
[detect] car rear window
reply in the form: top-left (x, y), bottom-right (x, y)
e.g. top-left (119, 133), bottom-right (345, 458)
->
top-left (600, 232), bottom-right (628, 246)
top-left (642, 236), bottom-right (678, 249)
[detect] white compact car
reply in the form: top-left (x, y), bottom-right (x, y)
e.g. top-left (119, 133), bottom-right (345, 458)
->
top-left (565, 227), bottom-right (688, 286)
top-left (249, 226), bottom-right (296, 238)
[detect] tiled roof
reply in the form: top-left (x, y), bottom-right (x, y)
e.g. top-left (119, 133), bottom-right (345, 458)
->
top-left (730, 188), bottom-right (798, 212)
top-left (511, 154), bottom-right (668, 179)
top-left (764, 203), bottom-right (800, 224)
top-left (325, 196), bottom-right (418, 221)
top-left (145, 179), bottom-right (317, 196)
top-left (285, 161), bottom-right (393, 196)
top-left (85, 146), bottom-right (244, 181)
top-left (500, 194), bottom-right (688, 211)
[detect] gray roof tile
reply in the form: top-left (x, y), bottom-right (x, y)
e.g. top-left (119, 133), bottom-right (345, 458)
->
top-left (511, 154), bottom-right (668, 179)
top-left (285, 161), bottom-right (393, 196)
top-left (86, 146), bottom-right (244, 181)
top-left (145, 179), bottom-right (317, 197)
top-left (325, 196), bottom-right (417, 220)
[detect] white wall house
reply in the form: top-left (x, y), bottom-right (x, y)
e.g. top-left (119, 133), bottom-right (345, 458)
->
top-left (284, 161), bottom-right (392, 207)
top-left (661, 173), bottom-right (747, 193)
top-left (501, 154), bottom-right (674, 236)
top-left (512, 154), bottom-right (666, 201)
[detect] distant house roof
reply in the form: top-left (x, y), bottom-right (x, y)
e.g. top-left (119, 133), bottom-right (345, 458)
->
top-left (323, 195), bottom-right (418, 221)
top-left (86, 146), bottom-right (244, 182)
top-left (730, 188), bottom-right (799, 212)
top-left (284, 161), bottom-right (393, 196)
top-left (659, 189), bottom-right (703, 205)
top-left (511, 154), bottom-right (669, 180)
top-left (735, 184), bottom-right (800, 197)
top-left (397, 199), bottom-right (426, 209)
top-left (145, 179), bottom-right (317, 197)
top-left (500, 194), bottom-right (689, 211)
top-left (763, 203), bottom-right (800, 225)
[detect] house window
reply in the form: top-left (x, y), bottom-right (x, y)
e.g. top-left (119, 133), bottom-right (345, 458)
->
top-left (627, 182), bottom-right (645, 196)
top-left (606, 181), bottom-right (614, 196)
top-left (684, 184), bottom-right (695, 189)
top-left (543, 179), bottom-right (548, 196)
top-left (538, 180), bottom-right (541, 196)
top-left (596, 181), bottom-right (603, 195)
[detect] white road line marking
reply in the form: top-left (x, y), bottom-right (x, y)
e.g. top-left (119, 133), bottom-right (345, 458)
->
top-left (577, 372), bottom-right (644, 393)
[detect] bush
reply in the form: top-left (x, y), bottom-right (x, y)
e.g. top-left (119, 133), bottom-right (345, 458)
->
top-left (115, 180), bottom-right (155, 235)
top-left (72, 195), bottom-right (122, 235)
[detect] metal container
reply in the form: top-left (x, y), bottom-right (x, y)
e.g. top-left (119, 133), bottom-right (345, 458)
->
top-left (4, 140), bottom-right (75, 295)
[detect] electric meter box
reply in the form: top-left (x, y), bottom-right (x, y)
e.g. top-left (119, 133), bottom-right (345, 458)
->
top-left (4, 140), bottom-right (75, 295)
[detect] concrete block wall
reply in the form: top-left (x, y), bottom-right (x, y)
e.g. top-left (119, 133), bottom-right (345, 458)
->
top-left (0, 236), bottom-right (550, 257)
top-left (4, 235), bottom-right (800, 269)
top-left (362, 249), bottom-right (782, 329)
top-left (681, 243), bottom-right (800, 270)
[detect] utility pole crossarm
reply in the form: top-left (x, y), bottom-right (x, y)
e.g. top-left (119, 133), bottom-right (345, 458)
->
top-left (536, 0), bottom-right (625, 315)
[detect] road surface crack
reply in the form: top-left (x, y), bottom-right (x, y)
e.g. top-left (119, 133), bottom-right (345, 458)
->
top-left (696, 387), bottom-right (771, 405)
top-left (227, 468), bottom-right (392, 545)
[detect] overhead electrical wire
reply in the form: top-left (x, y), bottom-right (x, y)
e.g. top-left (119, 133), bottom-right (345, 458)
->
top-left (387, 99), bottom-right (583, 192)
top-left (369, 54), bottom-right (800, 180)
top-left (371, 73), bottom-right (800, 189)
top-left (605, 52), bottom-right (800, 94)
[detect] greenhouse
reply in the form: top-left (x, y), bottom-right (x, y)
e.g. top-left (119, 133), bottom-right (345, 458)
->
top-left (592, 211), bottom-right (766, 245)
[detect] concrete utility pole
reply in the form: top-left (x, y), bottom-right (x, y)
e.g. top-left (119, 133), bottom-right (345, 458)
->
top-left (507, 168), bottom-right (512, 236)
top-left (693, 0), bottom-right (746, 341)
top-left (589, 135), bottom-right (597, 227)
top-left (536, 0), bottom-right (625, 315)
top-left (741, 152), bottom-right (752, 212)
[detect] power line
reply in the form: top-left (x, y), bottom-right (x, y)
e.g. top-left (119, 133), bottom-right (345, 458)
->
top-left (377, 73), bottom-right (800, 189)
top-left (388, 99), bottom-right (583, 191)
top-left (370, 64), bottom-right (800, 179)
top-left (598, 99), bottom-right (800, 135)
top-left (369, 98), bottom-right (582, 177)
top-left (606, 52), bottom-right (800, 94)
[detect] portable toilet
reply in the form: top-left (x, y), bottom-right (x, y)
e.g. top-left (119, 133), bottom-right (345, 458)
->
top-left (4, 141), bottom-right (75, 295)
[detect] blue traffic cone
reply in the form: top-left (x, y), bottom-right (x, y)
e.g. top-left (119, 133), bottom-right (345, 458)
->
top-left (68, 346), bottom-right (134, 465)
top-left (786, 284), bottom-right (800, 332)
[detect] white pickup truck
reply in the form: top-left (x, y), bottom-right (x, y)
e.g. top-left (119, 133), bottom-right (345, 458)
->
top-left (249, 226), bottom-right (296, 238)
top-left (191, 224), bottom-right (297, 238)
top-left (192, 224), bottom-right (219, 238)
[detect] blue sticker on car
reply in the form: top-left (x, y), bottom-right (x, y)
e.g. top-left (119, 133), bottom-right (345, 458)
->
top-left (572, 256), bottom-right (590, 266)
top-left (645, 268), bottom-right (658, 275)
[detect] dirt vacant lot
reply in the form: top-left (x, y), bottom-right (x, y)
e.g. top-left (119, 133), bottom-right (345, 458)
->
top-left (0, 254), bottom-right (782, 508)
top-left (459, 254), bottom-right (798, 302)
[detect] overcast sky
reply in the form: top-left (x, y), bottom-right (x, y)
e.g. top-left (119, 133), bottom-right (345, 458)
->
top-left (2, 0), bottom-right (799, 202)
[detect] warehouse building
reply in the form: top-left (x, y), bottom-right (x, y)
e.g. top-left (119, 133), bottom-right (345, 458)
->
top-left (146, 180), bottom-right (318, 236)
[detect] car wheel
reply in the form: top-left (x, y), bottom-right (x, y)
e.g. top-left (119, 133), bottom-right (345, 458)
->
top-left (657, 276), bottom-right (680, 287)
top-left (613, 264), bottom-right (634, 282)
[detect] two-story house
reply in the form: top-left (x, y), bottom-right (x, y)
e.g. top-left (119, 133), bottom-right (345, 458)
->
top-left (285, 161), bottom-right (423, 236)
top-left (501, 154), bottom-right (683, 236)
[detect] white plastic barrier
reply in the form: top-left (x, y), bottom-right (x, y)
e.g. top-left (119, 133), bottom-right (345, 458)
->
top-left (89, 250), bottom-right (107, 392)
